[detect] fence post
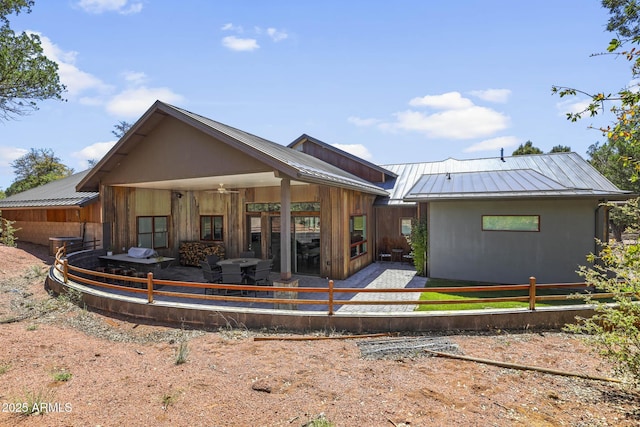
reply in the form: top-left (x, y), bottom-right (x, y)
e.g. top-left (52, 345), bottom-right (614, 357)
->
top-left (529, 276), bottom-right (536, 311)
top-left (328, 279), bottom-right (334, 316)
top-left (147, 272), bottom-right (154, 304)
top-left (62, 259), bottom-right (69, 284)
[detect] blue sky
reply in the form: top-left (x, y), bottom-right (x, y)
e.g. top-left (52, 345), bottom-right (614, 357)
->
top-left (0, 1), bottom-right (632, 191)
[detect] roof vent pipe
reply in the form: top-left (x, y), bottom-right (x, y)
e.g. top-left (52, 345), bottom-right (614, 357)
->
top-left (500, 148), bottom-right (506, 162)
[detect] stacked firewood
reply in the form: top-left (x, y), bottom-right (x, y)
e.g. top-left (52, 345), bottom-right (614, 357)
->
top-left (179, 242), bottom-right (226, 266)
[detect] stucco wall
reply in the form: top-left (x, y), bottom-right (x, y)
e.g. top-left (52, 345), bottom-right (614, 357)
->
top-left (428, 199), bottom-right (600, 284)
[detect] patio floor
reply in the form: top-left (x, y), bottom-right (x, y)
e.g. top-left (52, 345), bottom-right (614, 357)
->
top-left (122, 261), bottom-right (427, 313)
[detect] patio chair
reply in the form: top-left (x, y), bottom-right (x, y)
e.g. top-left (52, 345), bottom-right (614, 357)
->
top-left (244, 259), bottom-right (272, 295)
top-left (200, 261), bottom-right (222, 295)
top-left (239, 250), bottom-right (255, 258)
top-left (220, 263), bottom-right (246, 294)
top-left (206, 254), bottom-right (221, 266)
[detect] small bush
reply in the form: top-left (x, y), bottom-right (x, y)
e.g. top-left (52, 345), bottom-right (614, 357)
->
top-left (15, 388), bottom-right (54, 416)
top-left (51, 368), bottom-right (72, 382)
top-left (0, 362), bottom-right (10, 374)
top-left (175, 341), bottom-right (189, 365)
top-left (0, 213), bottom-right (20, 247)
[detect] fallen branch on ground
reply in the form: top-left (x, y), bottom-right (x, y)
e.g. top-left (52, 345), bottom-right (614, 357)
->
top-left (425, 349), bottom-right (622, 383)
top-left (254, 332), bottom-right (396, 341)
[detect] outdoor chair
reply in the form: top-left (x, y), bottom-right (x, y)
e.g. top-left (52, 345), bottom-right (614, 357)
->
top-left (220, 263), bottom-right (246, 294)
top-left (200, 261), bottom-right (222, 294)
top-left (244, 259), bottom-right (272, 295)
top-left (239, 250), bottom-right (255, 258)
top-left (206, 254), bottom-right (221, 266)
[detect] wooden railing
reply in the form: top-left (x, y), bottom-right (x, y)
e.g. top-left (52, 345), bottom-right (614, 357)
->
top-left (52, 247), bottom-right (615, 315)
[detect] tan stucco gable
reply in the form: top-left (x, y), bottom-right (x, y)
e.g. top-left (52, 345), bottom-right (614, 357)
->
top-left (102, 116), bottom-right (270, 187)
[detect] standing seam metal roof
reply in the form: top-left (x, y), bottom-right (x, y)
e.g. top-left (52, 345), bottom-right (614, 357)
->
top-left (380, 153), bottom-right (629, 204)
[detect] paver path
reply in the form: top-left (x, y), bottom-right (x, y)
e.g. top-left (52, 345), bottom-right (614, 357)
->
top-left (336, 267), bottom-right (420, 313)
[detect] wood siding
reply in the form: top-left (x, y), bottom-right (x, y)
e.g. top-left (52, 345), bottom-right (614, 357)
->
top-left (103, 182), bottom-right (378, 279)
top-left (1, 202), bottom-right (102, 246)
top-left (374, 206), bottom-right (417, 256)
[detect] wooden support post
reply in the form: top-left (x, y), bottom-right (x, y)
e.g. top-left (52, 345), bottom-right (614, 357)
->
top-left (147, 272), bottom-right (154, 304)
top-left (529, 276), bottom-right (536, 311)
top-left (63, 259), bottom-right (69, 284)
top-left (328, 279), bottom-right (334, 315)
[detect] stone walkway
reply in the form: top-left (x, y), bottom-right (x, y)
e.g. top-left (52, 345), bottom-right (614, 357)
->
top-left (336, 263), bottom-right (426, 313)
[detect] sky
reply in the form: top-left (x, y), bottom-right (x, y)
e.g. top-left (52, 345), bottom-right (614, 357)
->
top-left (0, 0), bottom-right (633, 191)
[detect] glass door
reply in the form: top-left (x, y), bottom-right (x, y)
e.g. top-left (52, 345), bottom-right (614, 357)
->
top-left (269, 215), bottom-right (320, 275)
top-left (247, 216), bottom-right (262, 258)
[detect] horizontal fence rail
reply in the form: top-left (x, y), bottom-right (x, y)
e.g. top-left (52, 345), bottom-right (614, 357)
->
top-left (52, 247), bottom-right (616, 315)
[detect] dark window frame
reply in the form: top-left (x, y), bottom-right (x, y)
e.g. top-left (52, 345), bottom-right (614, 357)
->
top-left (200, 215), bottom-right (224, 241)
top-left (349, 214), bottom-right (368, 259)
top-left (137, 216), bottom-right (169, 249)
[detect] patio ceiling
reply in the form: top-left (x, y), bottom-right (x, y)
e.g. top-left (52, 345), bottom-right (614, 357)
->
top-left (109, 171), bottom-right (308, 192)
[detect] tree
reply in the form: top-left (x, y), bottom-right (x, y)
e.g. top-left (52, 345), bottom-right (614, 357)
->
top-left (565, 198), bottom-right (640, 385)
top-left (112, 121), bottom-right (132, 138)
top-left (5, 148), bottom-right (72, 196)
top-left (512, 140), bottom-right (543, 156)
top-left (0, 1), bottom-right (65, 121)
top-left (556, 1), bottom-right (640, 386)
top-left (549, 145), bottom-right (571, 153)
top-left (552, 1), bottom-right (640, 177)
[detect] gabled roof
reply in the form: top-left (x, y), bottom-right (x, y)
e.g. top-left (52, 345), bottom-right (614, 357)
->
top-left (288, 133), bottom-right (397, 181)
top-left (380, 152), bottom-right (630, 204)
top-left (77, 101), bottom-right (388, 196)
top-left (0, 170), bottom-right (99, 209)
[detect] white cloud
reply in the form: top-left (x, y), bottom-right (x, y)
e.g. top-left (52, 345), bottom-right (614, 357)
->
top-left (266, 28), bottom-right (288, 42)
top-left (556, 98), bottom-right (592, 117)
top-left (469, 89), bottom-right (511, 103)
top-left (353, 91), bottom-right (511, 140)
top-left (71, 141), bottom-right (117, 169)
top-left (106, 87), bottom-right (184, 117)
top-left (221, 23), bottom-right (243, 32)
top-left (409, 92), bottom-right (474, 109)
top-left (222, 36), bottom-right (259, 52)
top-left (36, 33), bottom-right (112, 98)
top-left (0, 146), bottom-right (28, 169)
top-left (348, 116), bottom-right (381, 127)
top-left (464, 136), bottom-right (519, 153)
top-left (76, 0), bottom-right (143, 14)
top-left (391, 106), bottom-right (510, 139)
top-left (331, 144), bottom-right (373, 161)
top-left (122, 71), bottom-right (147, 85)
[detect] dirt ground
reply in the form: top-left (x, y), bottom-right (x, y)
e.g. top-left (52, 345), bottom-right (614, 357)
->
top-left (1, 242), bottom-right (639, 426)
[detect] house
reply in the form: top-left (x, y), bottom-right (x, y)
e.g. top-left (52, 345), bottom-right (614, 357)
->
top-left (0, 170), bottom-right (101, 253)
top-left (76, 101), bottom-right (388, 280)
top-left (2, 100), bottom-right (630, 284)
top-left (381, 154), bottom-right (630, 283)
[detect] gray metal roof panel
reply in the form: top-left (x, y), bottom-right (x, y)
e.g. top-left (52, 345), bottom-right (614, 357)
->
top-left (381, 152), bottom-right (629, 204)
top-left (0, 170), bottom-right (99, 209)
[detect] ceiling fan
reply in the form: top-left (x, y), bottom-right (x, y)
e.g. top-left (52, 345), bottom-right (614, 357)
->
top-left (216, 183), bottom-right (239, 194)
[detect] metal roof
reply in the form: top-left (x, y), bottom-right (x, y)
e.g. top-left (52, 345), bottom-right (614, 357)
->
top-left (0, 170), bottom-right (99, 209)
top-left (288, 134), bottom-right (397, 179)
top-left (78, 101), bottom-right (388, 197)
top-left (379, 153), bottom-right (630, 205)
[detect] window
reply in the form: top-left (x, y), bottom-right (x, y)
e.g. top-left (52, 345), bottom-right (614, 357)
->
top-left (137, 216), bottom-right (168, 248)
top-left (400, 218), bottom-right (412, 236)
top-left (200, 215), bottom-right (224, 241)
top-left (246, 202), bottom-right (320, 212)
top-left (482, 215), bottom-right (540, 232)
top-left (349, 215), bottom-right (367, 258)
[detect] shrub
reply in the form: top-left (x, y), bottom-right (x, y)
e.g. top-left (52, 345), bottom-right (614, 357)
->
top-left (566, 198), bottom-right (640, 385)
top-left (409, 217), bottom-right (428, 276)
top-left (0, 211), bottom-right (20, 247)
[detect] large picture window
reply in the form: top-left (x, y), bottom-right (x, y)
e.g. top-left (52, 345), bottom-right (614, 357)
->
top-left (137, 216), bottom-right (168, 248)
top-left (350, 215), bottom-right (367, 258)
top-left (200, 215), bottom-right (224, 241)
top-left (482, 215), bottom-right (540, 232)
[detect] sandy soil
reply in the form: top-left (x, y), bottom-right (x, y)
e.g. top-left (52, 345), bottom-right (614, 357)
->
top-left (0, 242), bottom-right (639, 426)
